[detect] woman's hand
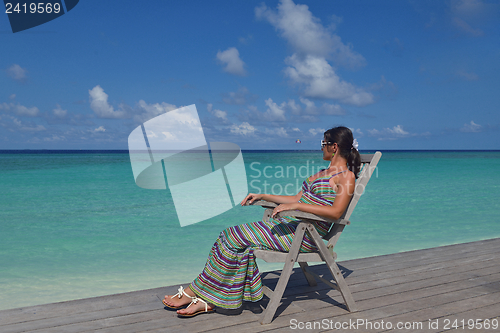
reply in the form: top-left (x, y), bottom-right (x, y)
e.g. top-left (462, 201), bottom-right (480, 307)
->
top-left (240, 193), bottom-right (264, 206)
top-left (271, 203), bottom-right (298, 218)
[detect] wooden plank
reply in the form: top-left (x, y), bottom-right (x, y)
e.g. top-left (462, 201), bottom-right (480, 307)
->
top-left (0, 239), bottom-right (498, 333)
top-left (260, 238), bottom-right (500, 288)
top-left (0, 302), bottom-right (162, 333)
top-left (216, 269), bottom-right (500, 333)
top-left (0, 286), bottom-right (175, 326)
top-left (108, 252), bottom-right (500, 330)
top-left (280, 280), bottom-right (500, 333)
top-left (337, 238), bottom-right (500, 269)
top-left (264, 255), bottom-right (500, 300)
top-left (328, 243), bottom-right (500, 279)
top-left (191, 262), bottom-right (500, 333)
top-left (0, 253), bottom-right (496, 330)
top-left (256, 238), bottom-right (500, 293)
top-left (372, 293), bottom-right (500, 333)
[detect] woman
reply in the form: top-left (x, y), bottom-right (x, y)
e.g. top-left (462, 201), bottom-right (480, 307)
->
top-left (163, 126), bottom-right (361, 317)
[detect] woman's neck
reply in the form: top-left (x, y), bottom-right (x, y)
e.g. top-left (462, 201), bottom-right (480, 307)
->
top-left (328, 155), bottom-right (348, 170)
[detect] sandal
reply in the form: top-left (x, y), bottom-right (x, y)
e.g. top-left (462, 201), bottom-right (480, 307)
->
top-left (177, 296), bottom-right (215, 318)
top-left (162, 286), bottom-right (193, 310)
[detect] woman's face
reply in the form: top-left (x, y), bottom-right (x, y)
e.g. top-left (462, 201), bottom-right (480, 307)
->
top-left (321, 137), bottom-right (334, 161)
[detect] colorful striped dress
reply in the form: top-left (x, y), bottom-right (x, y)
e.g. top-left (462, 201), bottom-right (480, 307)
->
top-left (189, 171), bottom-right (342, 309)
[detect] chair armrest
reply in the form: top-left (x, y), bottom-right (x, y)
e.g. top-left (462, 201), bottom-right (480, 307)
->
top-left (246, 200), bottom-right (350, 225)
top-left (276, 210), bottom-right (350, 225)
top-left (246, 199), bottom-right (277, 208)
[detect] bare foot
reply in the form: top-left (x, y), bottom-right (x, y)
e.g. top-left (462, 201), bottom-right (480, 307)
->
top-left (163, 286), bottom-right (195, 309)
top-left (177, 297), bottom-right (215, 316)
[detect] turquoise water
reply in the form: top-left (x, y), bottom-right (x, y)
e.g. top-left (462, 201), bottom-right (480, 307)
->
top-left (1, 150), bottom-right (500, 310)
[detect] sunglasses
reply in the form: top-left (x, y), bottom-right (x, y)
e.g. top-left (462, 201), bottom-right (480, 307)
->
top-left (321, 140), bottom-right (333, 147)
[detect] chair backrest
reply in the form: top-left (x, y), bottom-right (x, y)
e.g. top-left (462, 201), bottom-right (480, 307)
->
top-left (342, 151), bottom-right (382, 220)
top-left (324, 151), bottom-right (382, 242)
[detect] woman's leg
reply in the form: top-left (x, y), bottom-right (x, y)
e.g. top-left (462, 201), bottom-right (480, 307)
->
top-left (188, 219), bottom-right (302, 309)
top-left (164, 218), bottom-right (325, 312)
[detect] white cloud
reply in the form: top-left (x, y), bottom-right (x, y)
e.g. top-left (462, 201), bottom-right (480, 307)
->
top-left (461, 120), bottom-right (482, 132)
top-left (238, 34), bottom-right (253, 44)
top-left (6, 64), bottom-right (27, 82)
top-left (309, 128), bottom-right (326, 136)
top-left (255, 0), bottom-right (365, 68)
top-left (216, 47), bottom-right (247, 76)
top-left (387, 125), bottom-right (409, 135)
top-left (0, 102), bottom-right (39, 117)
top-left (230, 122), bottom-right (256, 135)
top-left (264, 127), bottom-right (289, 138)
top-left (222, 86), bottom-right (256, 105)
top-left (93, 126), bottom-right (106, 133)
top-left (354, 128), bottom-right (363, 137)
top-left (89, 85), bottom-right (127, 119)
top-left (245, 97), bottom-right (345, 123)
top-left (133, 99), bottom-right (177, 123)
top-left (285, 54), bottom-right (374, 105)
top-left (321, 102), bottom-right (345, 115)
top-left (368, 125), bottom-right (414, 140)
top-left (43, 135), bottom-right (66, 142)
top-left (263, 98), bottom-right (287, 121)
top-left (299, 97), bottom-right (345, 116)
top-left (161, 131), bottom-right (177, 141)
top-left (450, 0), bottom-right (498, 22)
top-left (213, 109), bottom-right (227, 121)
top-left (453, 17), bottom-right (483, 36)
top-left (256, 1), bottom-right (375, 106)
top-left (456, 70), bottom-right (479, 81)
top-left (53, 104), bottom-right (67, 118)
top-left (207, 103), bottom-right (228, 122)
top-left (287, 99), bottom-right (302, 115)
top-left (9, 94), bottom-right (16, 100)
top-left (16, 105), bottom-right (39, 117)
top-left (139, 105), bottom-right (205, 149)
top-left (299, 97), bottom-right (317, 114)
top-left (448, 0), bottom-right (500, 36)
top-left (10, 117), bottom-right (45, 132)
top-left (275, 127), bottom-right (288, 137)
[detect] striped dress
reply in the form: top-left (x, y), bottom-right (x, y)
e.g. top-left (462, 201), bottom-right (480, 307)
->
top-left (189, 171), bottom-right (342, 309)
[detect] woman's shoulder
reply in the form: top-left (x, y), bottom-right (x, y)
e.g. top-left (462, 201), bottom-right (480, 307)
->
top-left (328, 169), bottom-right (355, 184)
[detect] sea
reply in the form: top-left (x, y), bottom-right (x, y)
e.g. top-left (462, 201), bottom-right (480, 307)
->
top-left (1, 150), bottom-right (500, 311)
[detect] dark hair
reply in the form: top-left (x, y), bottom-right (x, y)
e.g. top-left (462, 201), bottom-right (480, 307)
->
top-left (324, 126), bottom-right (361, 178)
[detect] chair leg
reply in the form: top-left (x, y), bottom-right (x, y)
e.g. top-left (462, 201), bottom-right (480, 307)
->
top-left (298, 262), bottom-right (317, 287)
top-left (260, 223), bottom-right (307, 324)
top-left (323, 257), bottom-right (357, 312)
top-left (306, 224), bottom-right (358, 312)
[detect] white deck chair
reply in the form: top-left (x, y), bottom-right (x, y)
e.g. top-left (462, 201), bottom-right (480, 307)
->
top-left (247, 152), bottom-right (382, 324)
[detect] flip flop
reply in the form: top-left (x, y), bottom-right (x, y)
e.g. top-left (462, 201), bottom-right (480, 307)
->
top-left (177, 296), bottom-right (215, 318)
top-left (163, 286), bottom-right (193, 310)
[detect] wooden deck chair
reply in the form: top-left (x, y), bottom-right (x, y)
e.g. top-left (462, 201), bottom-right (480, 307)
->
top-left (247, 152), bottom-right (382, 324)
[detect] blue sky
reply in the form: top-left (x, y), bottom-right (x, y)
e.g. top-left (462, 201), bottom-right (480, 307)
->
top-left (1, 0), bottom-right (499, 150)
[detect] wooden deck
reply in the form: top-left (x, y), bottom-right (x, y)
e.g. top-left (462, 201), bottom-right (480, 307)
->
top-left (1, 238), bottom-right (499, 333)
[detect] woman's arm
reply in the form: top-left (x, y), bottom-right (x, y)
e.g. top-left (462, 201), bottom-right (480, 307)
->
top-left (240, 191), bottom-right (302, 206)
top-left (271, 172), bottom-right (356, 221)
